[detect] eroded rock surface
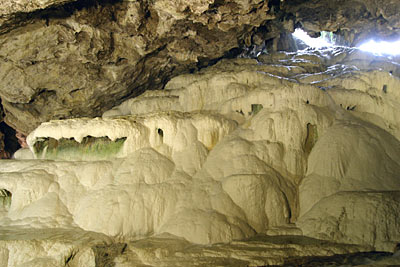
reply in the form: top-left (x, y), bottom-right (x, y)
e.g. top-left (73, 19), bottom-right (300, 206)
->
top-left (0, 47), bottom-right (400, 265)
top-left (287, 0), bottom-right (400, 44)
top-left (0, 0), bottom-right (274, 134)
top-left (1, 0), bottom-right (400, 134)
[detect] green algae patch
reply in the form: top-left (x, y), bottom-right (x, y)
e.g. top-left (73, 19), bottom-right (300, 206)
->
top-left (33, 136), bottom-right (127, 160)
top-left (251, 104), bottom-right (263, 115)
top-left (0, 189), bottom-right (12, 212)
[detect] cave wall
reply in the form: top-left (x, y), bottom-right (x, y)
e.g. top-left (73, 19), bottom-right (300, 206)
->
top-left (0, 0), bottom-right (399, 135)
top-left (287, 0), bottom-right (400, 45)
top-left (0, 0), bottom-right (274, 134)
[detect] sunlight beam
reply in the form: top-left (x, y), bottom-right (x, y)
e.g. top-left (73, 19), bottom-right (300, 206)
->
top-left (359, 40), bottom-right (400, 55)
top-left (292, 28), bottom-right (332, 48)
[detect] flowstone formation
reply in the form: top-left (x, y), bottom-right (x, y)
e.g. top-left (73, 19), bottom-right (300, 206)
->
top-left (0, 47), bottom-right (399, 266)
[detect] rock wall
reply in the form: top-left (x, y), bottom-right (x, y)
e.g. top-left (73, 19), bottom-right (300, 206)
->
top-left (0, 0), bottom-right (274, 133)
top-left (0, 0), bottom-right (399, 134)
top-left (287, 0), bottom-right (400, 44)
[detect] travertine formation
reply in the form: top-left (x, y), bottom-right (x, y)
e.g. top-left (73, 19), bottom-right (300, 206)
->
top-left (0, 47), bottom-right (399, 265)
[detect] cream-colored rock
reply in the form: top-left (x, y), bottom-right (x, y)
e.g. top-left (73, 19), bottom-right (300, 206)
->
top-left (299, 120), bottom-right (400, 216)
top-left (297, 191), bottom-right (400, 252)
top-left (13, 148), bottom-right (34, 160)
top-left (105, 47), bottom-right (400, 250)
top-left (0, 227), bottom-right (111, 267)
top-left (113, 233), bottom-right (373, 266)
top-left (1, 47), bottom-right (400, 265)
top-left (222, 173), bottom-right (293, 231)
top-left (0, 230), bottom-right (377, 267)
top-left (28, 112), bottom-right (237, 161)
top-left (0, 155), bottom-right (255, 244)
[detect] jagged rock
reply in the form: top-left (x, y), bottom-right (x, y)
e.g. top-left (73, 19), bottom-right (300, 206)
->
top-left (0, 0), bottom-right (275, 134)
top-left (1, 0), bottom-right (400, 134)
top-left (0, 131), bottom-right (9, 159)
top-left (0, 227), bottom-right (112, 267)
top-left (0, 0), bottom-right (74, 20)
top-left (15, 131), bottom-right (27, 148)
top-left (0, 0), bottom-right (75, 33)
top-left (286, 0), bottom-right (400, 45)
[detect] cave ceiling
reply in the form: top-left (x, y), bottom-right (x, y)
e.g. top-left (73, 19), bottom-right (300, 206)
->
top-left (0, 0), bottom-right (399, 134)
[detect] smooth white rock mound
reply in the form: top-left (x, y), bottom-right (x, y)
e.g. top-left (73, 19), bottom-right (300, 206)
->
top-left (1, 47), bottom-right (400, 266)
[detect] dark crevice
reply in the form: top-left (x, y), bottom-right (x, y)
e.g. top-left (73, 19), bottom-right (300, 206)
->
top-left (268, 0), bottom-right (281, 12)
top-left (157, 128), bottom-right (164, 137)
top-left (28, 89), bottom-right (56, 104)
top-left (65, 251), bottom-right (76, 265)
top-left (209, 0), bottom-right (225, 9)
top-left (0, 0), bottom-right (123, 35)
top-left (93, 243), bottom-right (127, 267)
top-left (304, 123), bottom-right (318, 156)
top-left (69, 88), bottom-right (80, 94)
top-left (144, 9), bottom-right (151, 19)
top-left (346, 105), bottom-right (356, 111)
top-left (197, 47), bottom-right (243, 69)
top-left (382, 84), bottom-right (387, 93)
top-left (0, 99), bottom-right (21, 158)
top-left (119, 44), bottom-right (169, 102)
top-left (277, 251), bottom-right (393, 267)
top-left (0, 122), bottom-right (21, 157)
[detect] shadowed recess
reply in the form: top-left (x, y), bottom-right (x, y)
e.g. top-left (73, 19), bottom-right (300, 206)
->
top-left (304, 123), bottom-right (318, 155)
top-left (0, 0), bottom-right (123, 35)
top-left (33, 136), bottom-right (127, 160)
top-left (0, 189), bottom-right (12, 212)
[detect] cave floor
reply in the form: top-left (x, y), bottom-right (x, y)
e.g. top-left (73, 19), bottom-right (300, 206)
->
top-left (0, 227), bottom-right (398, 266)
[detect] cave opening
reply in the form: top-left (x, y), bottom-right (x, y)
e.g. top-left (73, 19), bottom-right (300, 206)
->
top-left (292, 28), bottom-right (400, 56)
top-left (359, 39), bottom-right (400, 56)
top-left (292, 28), bottom-right (334, 48)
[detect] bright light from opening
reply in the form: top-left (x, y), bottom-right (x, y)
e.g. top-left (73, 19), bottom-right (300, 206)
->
top-left (359, 40), bottom-right (400, 55)
top-left (293, 28), bottom-right (332, 48)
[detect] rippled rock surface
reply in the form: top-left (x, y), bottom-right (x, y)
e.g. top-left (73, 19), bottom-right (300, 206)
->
top-left (1, 47), bottom-right (400, 266)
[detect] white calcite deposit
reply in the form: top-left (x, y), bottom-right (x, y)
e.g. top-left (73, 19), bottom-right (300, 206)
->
top-left (1, 47), bottom-right (400, 266)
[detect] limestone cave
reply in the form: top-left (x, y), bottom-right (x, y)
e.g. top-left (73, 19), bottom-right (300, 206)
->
top-left (0, 0), bottom-right (400, 266)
